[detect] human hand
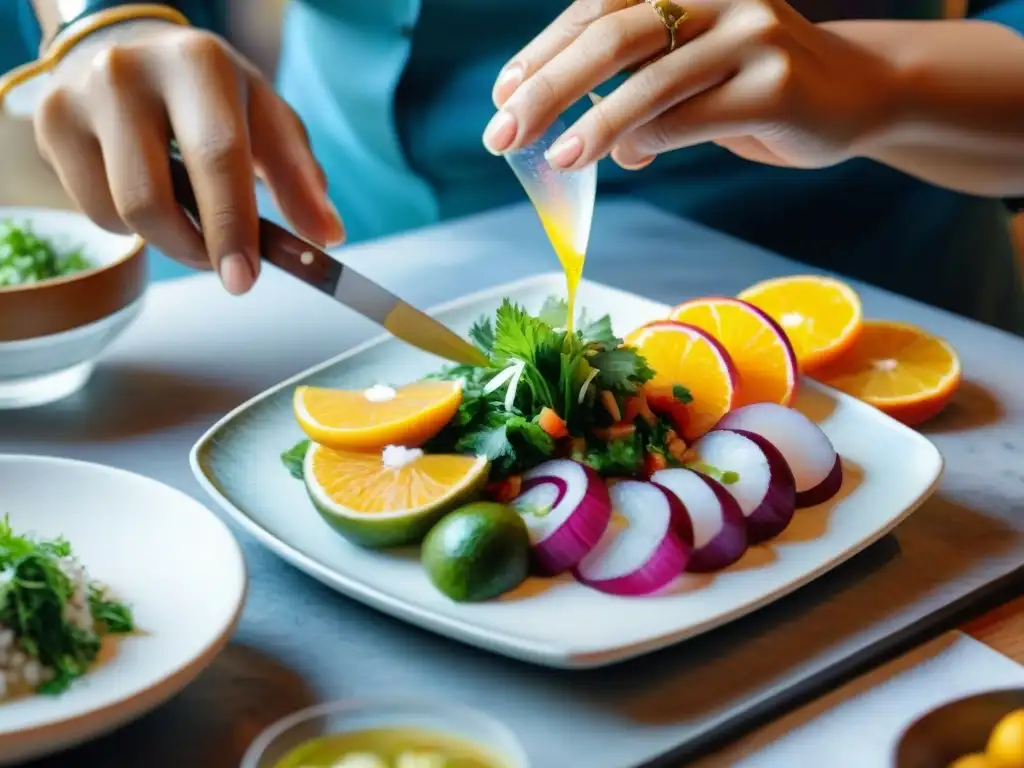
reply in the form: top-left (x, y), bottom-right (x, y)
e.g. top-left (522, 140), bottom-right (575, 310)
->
top-left (34, 20), bottom-right (343, 294)
top-left (485, 0), bottom-right (899, 172)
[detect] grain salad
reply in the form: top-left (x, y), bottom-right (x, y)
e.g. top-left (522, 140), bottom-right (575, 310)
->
top-left (0, 518), bottom-right (133, 699)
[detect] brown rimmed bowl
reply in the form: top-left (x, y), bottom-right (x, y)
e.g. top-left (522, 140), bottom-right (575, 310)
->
top-left (0, 206), bottom-right (147, 408)
top-left (894, 688), bottom-right (1024, 768)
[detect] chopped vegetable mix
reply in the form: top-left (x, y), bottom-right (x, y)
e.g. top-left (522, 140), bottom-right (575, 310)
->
top-left (0, 220), bottom-right (93, 287)
top-left (0, 517), bottom-right (134, 694)
top-left (424, 297), bottom-right (699, 479)
top-left (281, 297), bottom-right (739, 486)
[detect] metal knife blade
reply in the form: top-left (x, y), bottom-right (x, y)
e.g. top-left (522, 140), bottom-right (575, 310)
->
top-left (167, 154), bottom-right (488, 368)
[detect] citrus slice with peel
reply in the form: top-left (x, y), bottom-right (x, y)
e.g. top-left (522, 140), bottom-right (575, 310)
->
top-left (738, 275), bottom-right (863, 371)
top-left (294, 380), bottom-right (462, 450)
top-left (304, 442), bottom-right (490, 548)
top-left (624, 320), bottom-right (739, 440)
top-left (669, 296), bottom-right (798, 407)
top-left (811, 320), bottom-right (961, 426)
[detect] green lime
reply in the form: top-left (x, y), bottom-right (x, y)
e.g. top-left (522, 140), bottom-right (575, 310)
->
top-left (421, 502), bottom-right (531, 602)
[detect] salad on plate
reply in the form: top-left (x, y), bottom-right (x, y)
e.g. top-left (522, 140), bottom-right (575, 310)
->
top-left (0, 518), bottom-right (133, 700)
top-left (280, 275), bottom-right (959, 604)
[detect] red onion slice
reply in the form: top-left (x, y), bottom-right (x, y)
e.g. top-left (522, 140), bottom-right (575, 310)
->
top-left (716, 402), bottom-right (843, 508)
top-left (572, 480), bottom-right (692, 596)
top-left (652, 467), bottom-right (748, 572)
top-left (690, 429), bottom-right (796, 544)
top-left (513, 459), bottom-right (611, 576)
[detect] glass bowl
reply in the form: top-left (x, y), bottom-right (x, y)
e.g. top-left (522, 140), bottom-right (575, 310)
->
top-left (241, 697), bottom-right (530, 768)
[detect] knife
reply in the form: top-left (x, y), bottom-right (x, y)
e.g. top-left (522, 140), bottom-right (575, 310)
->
top-left (167, 153), bottom-right (489, 368)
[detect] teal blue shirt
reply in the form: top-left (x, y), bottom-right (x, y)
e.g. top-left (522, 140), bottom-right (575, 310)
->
top-left (12, 0), bottom-right (1024, 333)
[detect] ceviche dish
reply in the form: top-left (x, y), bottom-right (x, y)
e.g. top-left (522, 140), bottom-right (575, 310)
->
top-left (0, 518), bottom-right (133, 699)
top-left (280, 274), bottom-right (960, 603)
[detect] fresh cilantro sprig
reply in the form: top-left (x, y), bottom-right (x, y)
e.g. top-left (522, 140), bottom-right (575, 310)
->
top-left (0, 517), bottom-right (134, 694)
top-left (423, 297), bottom-right (655, 477)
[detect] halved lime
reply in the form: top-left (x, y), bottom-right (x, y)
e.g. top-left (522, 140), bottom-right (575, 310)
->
top-left (303, 442), bottom-right (489, 549)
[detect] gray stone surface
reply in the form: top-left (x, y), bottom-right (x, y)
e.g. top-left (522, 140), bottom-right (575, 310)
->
top-left (3, 200), bottom-right (1023, 768)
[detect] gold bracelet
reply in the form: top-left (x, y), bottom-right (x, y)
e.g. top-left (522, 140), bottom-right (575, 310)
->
top-left (0, 4), bottom-right (191, 109)
top-left (45, 4), bottom-right (191, 58)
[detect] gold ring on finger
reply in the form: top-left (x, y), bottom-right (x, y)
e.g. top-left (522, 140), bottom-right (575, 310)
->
top-left (644, 0), bottom-right (689, 53)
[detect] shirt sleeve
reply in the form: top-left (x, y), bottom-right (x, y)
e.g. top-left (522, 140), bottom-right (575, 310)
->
top-left (17, 1), bottom-right (228, 51)
top-left (969, 0), bottom-right (1024, 33)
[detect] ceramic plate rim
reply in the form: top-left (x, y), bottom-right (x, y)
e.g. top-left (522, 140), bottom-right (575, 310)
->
top-left (189, 273), bottom-right (943, 669)
top-left (0, 454), bottom-right (248, 755)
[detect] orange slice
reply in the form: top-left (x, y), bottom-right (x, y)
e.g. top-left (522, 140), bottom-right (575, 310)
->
top-left (624, 320), bottom-right (739, 440)
top-left (811, 320), bottom-right (961, 426)
top-left (669, 296), bottom-right (799, 407)
top-left (738, 275), bottom-right (863, 371)
top-left (294, 380), bottom-right (462, 450)
top-left (304, 442), bottom-right (490, 548)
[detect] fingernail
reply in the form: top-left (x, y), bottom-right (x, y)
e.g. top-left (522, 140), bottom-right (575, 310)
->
top-left (219, 252), bottom-right (253, 295)
top-left (493, 63), bottom-right (524, 106)
top-left (545, 135), bottom-right (584, 169)
top-left (618, 154), bottom-right (656, 171)
top-left (324, 198), bottom-right (346, 244)
top-left (483, 111), bottom-right (517, 155)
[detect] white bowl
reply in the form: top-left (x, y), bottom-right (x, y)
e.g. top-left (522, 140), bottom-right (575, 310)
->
top-left (0, 454), bottom-right (246, 765)
top-left (0, 207), bottom-right (147, 408)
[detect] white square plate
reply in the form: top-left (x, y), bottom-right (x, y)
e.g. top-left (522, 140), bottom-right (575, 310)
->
top-left (190, 274), bottom-right (943, 669)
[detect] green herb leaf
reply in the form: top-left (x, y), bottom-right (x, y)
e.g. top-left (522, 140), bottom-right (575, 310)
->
top-left (468, 317), bottom-right (495, 354)
top-left (280, 439), bottom-right (310, 480)
top-left (0, 517), bottom-right (133, 695)
top-left (454, 412), bottom-right (556, 476)
top-left (89, 585), bottom-right (134, 633)
top-left (589, 347), bottom-right (655, 393)
top-left (578, 314), bottom-right (619, 348)
top-left (584, 434), bottom-right (644, 476)
top-left (673, 384), bottom-right (694, 405)
top-left (538, 296), bottom-right (570, 329)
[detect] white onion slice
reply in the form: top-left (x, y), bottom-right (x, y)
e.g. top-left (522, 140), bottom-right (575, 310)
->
top-left (716, 403), bottom-right (842, 508)
top-left (572, 480), bottom-right (692, 596)
top-left (690, 429), bottom-right (796, 544)
top-left (513, 459), bottom-right (611, 576)
top-left (652, 467), bottom-right (748, 572)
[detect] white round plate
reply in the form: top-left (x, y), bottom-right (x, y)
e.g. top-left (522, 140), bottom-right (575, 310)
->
top-left (0, 455), bottom-right (247, 765)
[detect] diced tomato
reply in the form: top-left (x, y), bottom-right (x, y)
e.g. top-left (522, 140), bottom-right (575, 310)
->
top-left (487, 475), bottom-right (522, 503)
top-left (667, 438), bottom-right (688, 462)
top-left (600, 391), bottom-right (622, 423)
top-left (537, 407), bottom-right (569, 439)
top-left (646, 387), bottom-right (691, 435)
top-left (622, 396), bottom-right (640, 424)
top-left (622, 393), bottom-right (658, 427)
top-left (643, 450), bottom-right (668, 477)
top-left (591, 423), bottom-right (636, 441)
top-left (637, 396), bottom-right (657, 426)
